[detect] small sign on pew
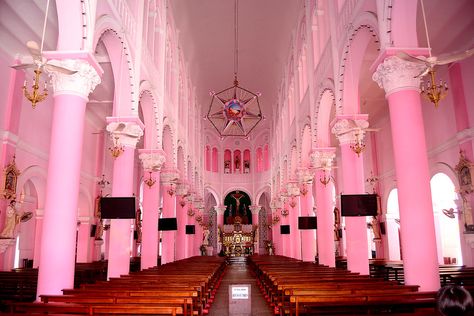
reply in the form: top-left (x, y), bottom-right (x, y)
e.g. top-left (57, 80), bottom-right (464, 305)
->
top-left (229, 284), bottom-right (251, 315)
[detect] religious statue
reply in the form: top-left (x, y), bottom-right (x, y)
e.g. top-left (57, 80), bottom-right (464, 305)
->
top-left (0, 200), bottom-right (21, 238)
top-left (203, 228), bottom-right (210, 246)
top-left (369, 216), bottom-right (382, 240)
top-left (334, 207), bottom-right (341, 241)
top-left (235, 155), bottom-right (241, 170)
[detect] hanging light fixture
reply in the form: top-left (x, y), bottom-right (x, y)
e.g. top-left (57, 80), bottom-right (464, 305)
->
top-left (206, 0), bottom-right (263, 137)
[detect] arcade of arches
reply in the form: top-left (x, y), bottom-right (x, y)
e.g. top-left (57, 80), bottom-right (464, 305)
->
top-left (0, 0), bottom-right (473, 302)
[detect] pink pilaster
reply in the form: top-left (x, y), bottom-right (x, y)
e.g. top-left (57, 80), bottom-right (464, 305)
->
top-left (250, 205), bottom-right (262, 254)
top-left (332, 117), bottom-right (370, 275)
top-left (271, 208), bottom-right (281, 255)
top-left (75, 221), bottom-right (90, 263)
top-left (175, 193), bottom-right (188, 260)
top-left (194, 211), bottom-right (204, 256)
top-left (215, 205), bottom-right (226, 253)
top-left (106, 118), bottom-right (144, 279)
top-left (373, 55), bottom-right (439, 290)
top-left (187, 208), bottom-right (197, 257)
top-left (281, 200), bottom-right (290, 257)
top-left (312, 149), bottom-right (336, 267)
top-left (32, 211), bottom-right (43, 268)
top-left (138, 150), bottom-right (166, 269)
top-left (36, 59), bottom-right (101, 298)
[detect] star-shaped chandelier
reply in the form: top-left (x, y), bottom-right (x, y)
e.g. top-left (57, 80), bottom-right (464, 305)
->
top-left (206, 0), bottom-right (263, 137)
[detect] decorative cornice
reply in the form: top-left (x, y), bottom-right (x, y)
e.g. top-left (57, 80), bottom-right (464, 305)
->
top-left (48, 59), bottom-right (101, 100)
top-left (311, 148), bottom-right (336, 170)
top-left (106, 121), bottom-right (144, 149)
top-left (372, 56), bottom-right (425, 96)
top-left (331, 118), bottom-right (368, 145)
top-left (138, 150), bottom-right (166, 171)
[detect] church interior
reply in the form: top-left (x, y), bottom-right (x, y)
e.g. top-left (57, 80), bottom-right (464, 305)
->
top-left (0, 0), bottom-right (473, 315)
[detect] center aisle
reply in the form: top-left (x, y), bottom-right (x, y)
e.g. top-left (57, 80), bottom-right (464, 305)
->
top-left (208, 257), bottom-right (273, 316)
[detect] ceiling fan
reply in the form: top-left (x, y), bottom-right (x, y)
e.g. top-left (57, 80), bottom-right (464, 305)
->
top-left (396, 0), bottom-right (474, 108)
top-left (10, 0), bottom-right (77, 108)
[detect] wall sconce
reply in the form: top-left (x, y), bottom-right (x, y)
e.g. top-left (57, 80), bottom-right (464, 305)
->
top-left (365, 171), bottom-right (379, 193)
top-left (320, 170), bottom-right (331, 186)
top-left (109, 136), bottom-right (124, 158)
top-left (97, 174), bottom-right (110, 189)
top-left (420, 69), bottom-right (448, 108)
top-left (272, 215), bottom-right (280, 225)
top-left (289, 197), bottom-right (297, 208)
top-left (196, 215), bottom-right (203, 223)
top-left (23, 69), bottom-right (48, 109)
top-left (350, 133), bottom-right (366, 157)
top-left (300, 183), bottom-right (308, 196)
top-left (281, 209), bottom-right (289, 217)
top-left (144, 171), bottom-right (156, 188)
top-left (187, 207), bottom-right (195, 217)
top-left (167, 183), bottom-right (176, 196)
top-left (179, 198), bottom-right (186, 207)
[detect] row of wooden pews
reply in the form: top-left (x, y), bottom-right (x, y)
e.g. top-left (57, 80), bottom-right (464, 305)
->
top-left (7, 256), bottom-right (226, 315)
top-left (0, 261), bottom-right (108, 313)
top-left (249, 255), bottom-right (437, 315)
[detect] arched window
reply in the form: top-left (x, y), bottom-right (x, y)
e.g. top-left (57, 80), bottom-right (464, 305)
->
top-left (386, 189), bottom-right (401, 261)
top-left (212, 147), bottom-right (218, 172)
top-left (205, 145), bottom-right (211, 171)
top-left (431, 173), bottom-right (462, 265)
top-left (224, 149), bottom-right (232, 174)
top-left (243, 149), bottom-right (251, 173)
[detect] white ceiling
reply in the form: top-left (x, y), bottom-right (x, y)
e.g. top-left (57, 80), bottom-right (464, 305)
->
top-left (0, 0), bottom-right (473, 138)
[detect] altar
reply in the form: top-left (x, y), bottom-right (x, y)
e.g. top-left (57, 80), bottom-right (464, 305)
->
top-left (219, 216), bottom-right (256, 257)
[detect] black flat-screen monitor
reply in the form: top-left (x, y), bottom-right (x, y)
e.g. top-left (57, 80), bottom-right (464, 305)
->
top-left (100, 197), bottom-right (136, 219)
top-left (280, 225), bottom-right (290, 235)
top-left (158, 218), bottom-right (178, 231)
top-left (341, 194), bottom-right (378, 217)
top-left (185, 225), bottom-right (195, 234)
top-left (298, 216), bottom-right (317, 229)
top-left (90, 224), bottom-right (97, 237)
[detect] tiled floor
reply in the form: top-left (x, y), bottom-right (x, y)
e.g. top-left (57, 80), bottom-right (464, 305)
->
top-left (208, 258), bottom-right (273, 316)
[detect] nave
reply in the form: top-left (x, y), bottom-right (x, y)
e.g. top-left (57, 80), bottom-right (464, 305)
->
top-left (4, 254), bottom-right (473, 315)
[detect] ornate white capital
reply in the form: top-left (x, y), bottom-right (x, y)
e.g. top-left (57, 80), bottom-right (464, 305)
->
top-left (249, 205), bottom-right (262, 214)
top-left (311, 148), bottom-right (336, 170)
top-left (106, 121), bottom-right (144, 149)
top-left (297, 167), bottom-right (314, 184)
top-left (214, 205), bottom-right (227, 215)
top-left (372, 56), bottom-right (425, 96)
top-left (48, 59), bottom-right (101, 99)
top-left (160, 170), bottom-right (180, 186)
top-left (331, 118), bottom-right (369, 145)
top-left (286, 181), bottom-right (300, 196)
top-left (139, 151), bottom-right (166, 172)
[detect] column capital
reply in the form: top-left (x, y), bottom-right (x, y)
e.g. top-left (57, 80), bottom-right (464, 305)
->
top-left (311, 147), bottom-right (336, 169)
top-left (106, 117), bottom-right (144, 149)
top-left (48, 58), bottom-right (101, 100)
top-left (249, 205), bottom-right (262, 213)
top-left (331, 116), bottom-right (369, 146)
top-left (160, 169), bottom-right (180, 186)
top-left (372, 55), bottom-right (426, 96)
top-left (138, 149), bottom-right (166, 172)
top-left (214, 205), bottom-right (227, 215)
top-left (297, 167), bottom-right (314, 184)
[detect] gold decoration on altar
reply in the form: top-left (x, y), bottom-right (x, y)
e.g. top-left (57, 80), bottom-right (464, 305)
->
top-left (1, 156), bottom-right (20, 200)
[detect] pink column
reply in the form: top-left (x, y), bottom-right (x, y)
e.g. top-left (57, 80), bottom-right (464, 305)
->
top-left (187, 206), bottom-right (197, 257)
top-left (32, 210), bottom-right (43, 268)
top-left (215, 206), bottom-right (226, 253)
top-left (270, 207), bottom-right (281, 255)
top-left (332, 117), bottom-right (370, 275)
top-left (105, 119), bottom-right (144, 279)
top-left (36, 58), bottom-right (101, 298)
top-left (373, 55), bottom-right (439, 290)
top-left (250, 205), bottom-right (261, 254)
top-left (289, 196), bottom-right (301, 259)
top-left (312, 149), bottom-right (336, 267)
top-left (75, 222), bottom-right (90, 263)
top-left (194, 211), bottom-right (204, 256)
top-left (298, 168), bottom-right (316, 262)
top-left (160, 171), bottom-right (179, 264)
top-left (138, 150), bottom-right (165, 269)
top-left (175, 190), bottom-right (188, 261)
top-left (281, 199), bottom-right (291, 257)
